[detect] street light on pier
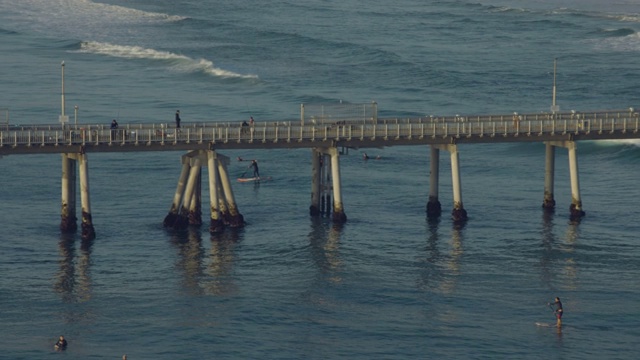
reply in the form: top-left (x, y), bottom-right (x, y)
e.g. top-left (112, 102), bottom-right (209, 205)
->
top-left (74, 105), bottom-right (79, 128)
top-left (59, 61), bottom-right (69, 129)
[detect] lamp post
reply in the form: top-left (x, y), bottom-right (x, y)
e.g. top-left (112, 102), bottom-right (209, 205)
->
top-left (74, 105), bottom-right (78, 128)
top-left (59, 61), bottom-right (69, 129)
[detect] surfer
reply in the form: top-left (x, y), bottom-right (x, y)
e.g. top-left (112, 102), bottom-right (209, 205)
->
top-left (548, 297), bottom-right (563, 328)
top-left (54, 335), bottom-right (67, 351)
top-left (249, 159), bottom-right (260, 178)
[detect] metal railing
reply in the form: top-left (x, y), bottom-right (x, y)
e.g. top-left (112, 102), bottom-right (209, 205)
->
top-left (1, 110), bottom-right (638, 151)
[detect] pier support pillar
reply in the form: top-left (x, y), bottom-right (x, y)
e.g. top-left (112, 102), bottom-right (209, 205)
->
top-left (310, 148), bottom-right (322, 216)
top-left (60, 154), bottom-right (77, 232)
top-left (216, 155), bottom-right (244, 227)
top-left (164, 161), bottom-right (191, 229)
top-left (542, 142), bottom-right (556, 211)
top-left (207, 151), bottom-right (224, 233)
top-left (426, 145), bottom-right (442, 218)
top-left (180, 158), bottom-right (202, 227)
top-left (328, 147), bottom-right (347, 223)
top-left (567, 142), bottom-right (585, 220)
top-left (447, 144), bottom-right (468, 223)
top-left (77, 153), bottom-right (95, 240)
top-left (545, 141), bottom-right (585, 220)
top-left (188, 170), bottom-right (203, 226)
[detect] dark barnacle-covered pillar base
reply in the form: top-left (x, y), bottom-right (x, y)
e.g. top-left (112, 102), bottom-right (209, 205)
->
top-left (81, 211), bottom-right (95, 240)
top-left (569, 202), bottom-right (585, 221)
top-left (452, 205), bottom-right (468, 223)
top-left (426, 198), bottom-right (442, 219)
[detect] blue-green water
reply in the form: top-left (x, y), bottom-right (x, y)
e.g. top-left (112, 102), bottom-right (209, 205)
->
top-left (1, 0), bottom-right (639, 359)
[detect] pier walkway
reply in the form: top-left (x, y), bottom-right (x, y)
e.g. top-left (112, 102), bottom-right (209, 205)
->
top-left (1, 109), bottom-right (638, 154)
top-left (1, 109), bottom-right (638, 240)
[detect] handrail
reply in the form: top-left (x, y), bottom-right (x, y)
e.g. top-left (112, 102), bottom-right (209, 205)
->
top-left (1, 110), bottom-right (638, 152)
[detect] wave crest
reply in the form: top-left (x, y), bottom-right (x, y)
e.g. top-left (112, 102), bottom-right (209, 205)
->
top-left (77, 41), bottom-right (258, 79)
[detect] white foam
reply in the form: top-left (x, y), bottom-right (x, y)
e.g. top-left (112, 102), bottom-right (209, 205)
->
top-left (77, 41), bottom-right (258, 79)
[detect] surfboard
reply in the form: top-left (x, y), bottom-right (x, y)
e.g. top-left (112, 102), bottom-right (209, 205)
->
top-left (535, 322), bottom-right (554, 327)
top-left (237, 176), bottom-right (271, 183)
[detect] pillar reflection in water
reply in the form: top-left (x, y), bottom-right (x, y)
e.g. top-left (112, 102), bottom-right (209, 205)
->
top-left (539, 212), bottom-right (579, 292)
top-left (308, 218), bottom-right (343, 284)
top-left (53, 234), bottom-right (93, 325)
top-left (171, 229), bottom-right (205, 296)
top-left (206, 231), bottom-right (239, 296)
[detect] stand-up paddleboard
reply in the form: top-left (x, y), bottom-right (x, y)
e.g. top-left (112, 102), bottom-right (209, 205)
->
top-left (237, 176), bottom-right (271, 183)
top-left (535, 322), bottom-right (555, 327)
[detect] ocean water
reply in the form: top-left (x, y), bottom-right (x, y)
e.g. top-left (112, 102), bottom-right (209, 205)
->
top-left (1, 0), bottom-right (640, 359)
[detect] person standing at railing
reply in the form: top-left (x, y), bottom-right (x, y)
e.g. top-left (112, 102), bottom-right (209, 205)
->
top-left (175, 110), bottom-right (181, 129)
top-left (110, 119), bottom-right (119, 139)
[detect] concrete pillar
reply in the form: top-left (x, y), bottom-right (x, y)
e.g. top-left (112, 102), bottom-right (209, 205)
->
top-left (60, 154), bottom-right (77, 232)
top-left (328, 147), bottom-right (347, 223)
top-left (542, 142), bottom-right (556, 211)
top-left (310, 148), bottom-right (322, 216)
top-left (217, 156), bottom-right (244, 227)
top-left (207, 151), bottom-right (224, 233)
top-left (77, 153), bottom-right (95, 240)
top-left (164, 160), bottom-right (190, 228)
top-left (567, 141), bottom-right (585, 220)
top-left (178, 158), bottom-right (202, 229)
top-left (323, 153), bottom-right (331, 215)
top-left (448, 144), bottom-right (467, 223)
top-left (427, 145), bottom-right (442, 218)
top-left (188, 169), bottom-right (202, 226)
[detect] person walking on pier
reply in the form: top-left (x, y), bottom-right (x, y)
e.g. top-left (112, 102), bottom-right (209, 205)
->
top-left (548, 297), bottom-right (563, 328)
top-left (175, 110), bottom-right (181, 129)
top-left (110, 119), bottom-right (119, 139)
top-left (249, 159), bottom-right (260, 178)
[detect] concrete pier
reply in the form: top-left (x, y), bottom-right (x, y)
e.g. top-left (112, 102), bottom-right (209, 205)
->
top-left (426, 145), bottom-right (442, 218)
top-left (447, 144), bottom-right (468, 223)
top-left (310, 149), bottom-right (322, 216)
top-left (545, 141), bottom-right (585, 220)
top-left (328, 147), bottom-right (347, 223)
top-left (60, 154), bottom-right (77, 232)
top-left (164, 161), bottom-right (191, 229)
top-left (566, 142), bottom-right (585, 220)
top-left (309, 147), bottom-right (346, 222)
top-left (180, 158), bottom-right (202, 227)
top-left (77, 153), bottom-right (95, 240)
top-left (542, 142), bottom-right (556, 211)
top-left (207, 151), bottom-right (224, 233)
top-left (215, 155), bottom-right (244, 227)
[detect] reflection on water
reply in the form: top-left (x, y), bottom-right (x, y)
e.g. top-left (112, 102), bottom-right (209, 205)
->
top-left (54, 234), bottom-right (93, 304)
top-left (308, 218), bottom-right (343, 283)
top-left (417, 219), bottom-right (464, 295)
top-left (539, 212), bottom-right (579, 292)
top-left (171, 228), bottom-right (239, 296)
top-left (171, 229), bottom-right (205, 296)
top-left (206, 230), bottom-right (239, 296)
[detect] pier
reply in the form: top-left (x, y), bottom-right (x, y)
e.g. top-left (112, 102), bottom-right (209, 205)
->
top-left (1, 107), bottom-right (639, 239)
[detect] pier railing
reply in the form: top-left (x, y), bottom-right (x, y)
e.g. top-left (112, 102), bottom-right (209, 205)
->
top-left (1, 110), bottom-right (639, 153)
